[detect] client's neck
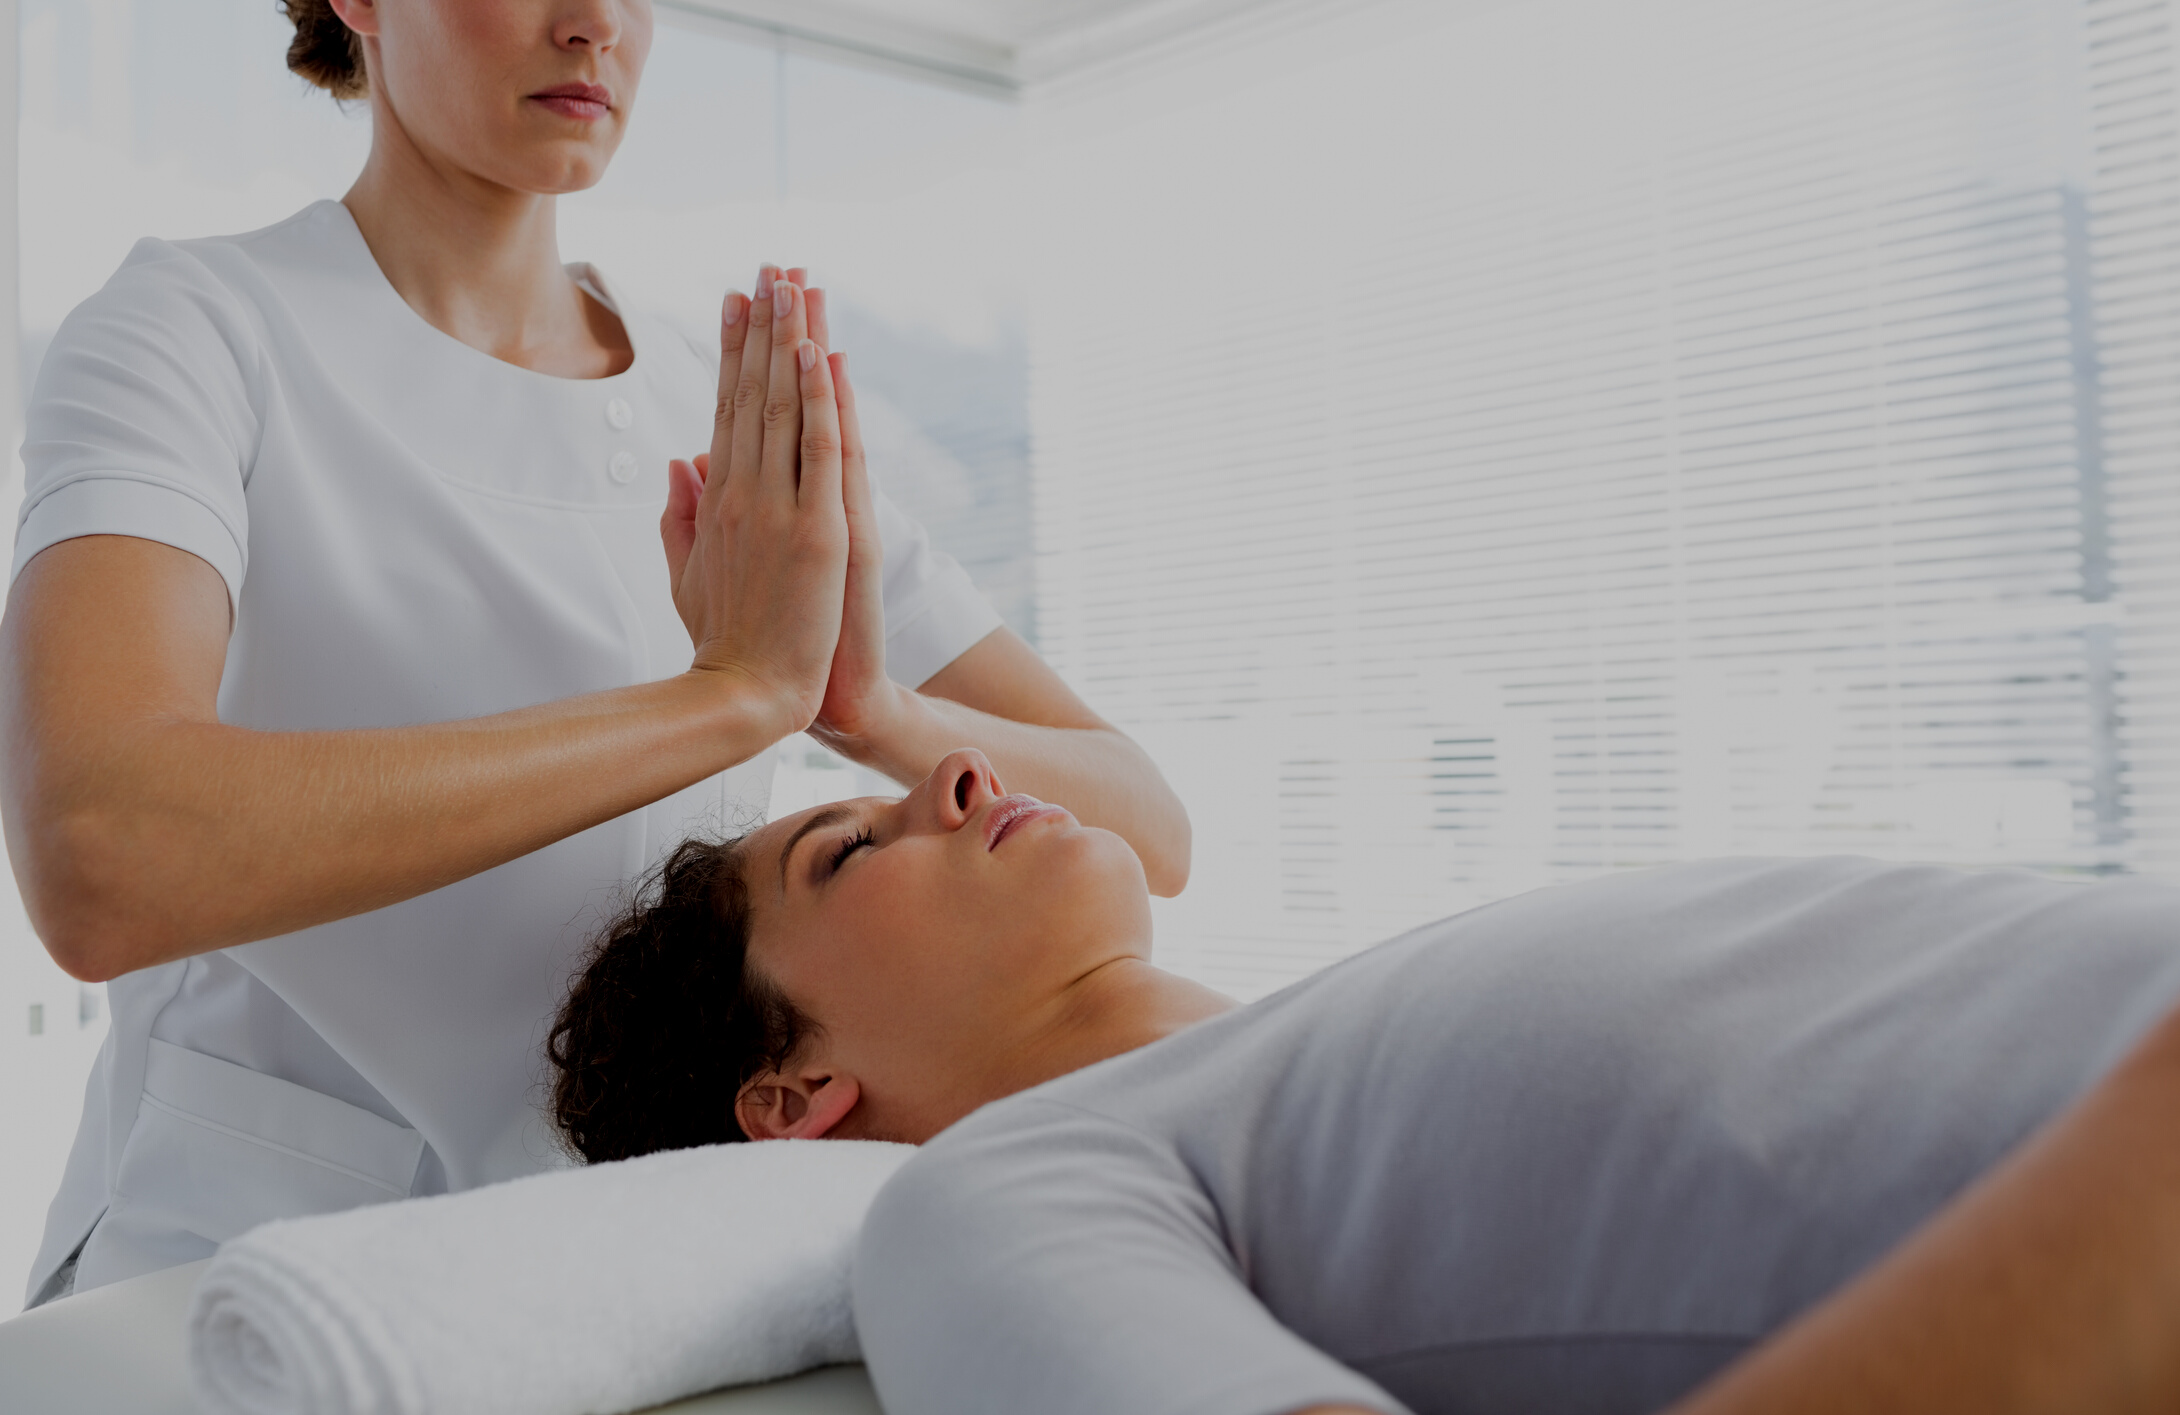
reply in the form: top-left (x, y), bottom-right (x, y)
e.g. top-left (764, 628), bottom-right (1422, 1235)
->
top-left (983, 957), bottom-right (1236, 1105)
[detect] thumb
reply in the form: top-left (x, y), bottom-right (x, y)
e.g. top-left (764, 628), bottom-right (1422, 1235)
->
top-left (661, 458), bottom-right (702, 582)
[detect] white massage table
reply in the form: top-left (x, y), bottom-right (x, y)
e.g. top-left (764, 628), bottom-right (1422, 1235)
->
top-left (0, 1260), bottom-right (882, 1415)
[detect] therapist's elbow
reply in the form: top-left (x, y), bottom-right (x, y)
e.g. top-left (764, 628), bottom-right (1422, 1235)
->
top-left (15, 807), bottom-right (171, 983)
top-left (42, 932), bottom-right (128, 985)
top-left (1144, 837), bottom-right (1191, 897)
top-left (1141, 800), bottom-right (1193, 898)
top-left (27, 891), bottom-right (140, 986)
top-left (1126, 750), bottom-right (1191, 897)
top-left (30, 909), bottom-right (134, 985)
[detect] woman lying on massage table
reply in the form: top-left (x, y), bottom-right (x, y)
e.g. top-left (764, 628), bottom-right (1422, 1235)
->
top-left (547, 749), bottom-right (2180, 1415)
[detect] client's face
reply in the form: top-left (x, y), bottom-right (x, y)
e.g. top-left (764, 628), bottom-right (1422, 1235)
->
top-left (734, 749), bottom-right (1153, 1142)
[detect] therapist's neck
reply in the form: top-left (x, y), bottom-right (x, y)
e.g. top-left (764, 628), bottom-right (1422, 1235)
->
top-left (343, 111), bottom-right (630, 380)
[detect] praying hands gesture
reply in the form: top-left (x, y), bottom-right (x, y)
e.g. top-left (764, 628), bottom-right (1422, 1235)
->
top-left (659, 266), bottom-right (850, 743)
top-left (660, 264), bottom-right (893, 750)
top-left (660, 262), bottom-right (1192, 894)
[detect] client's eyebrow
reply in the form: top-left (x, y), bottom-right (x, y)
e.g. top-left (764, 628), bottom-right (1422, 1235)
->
top-left (779, 804), bottom-right (860, 896)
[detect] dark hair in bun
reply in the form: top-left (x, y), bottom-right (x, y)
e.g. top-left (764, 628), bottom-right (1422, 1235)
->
top-left (279, 0), bottom-right (367, 100)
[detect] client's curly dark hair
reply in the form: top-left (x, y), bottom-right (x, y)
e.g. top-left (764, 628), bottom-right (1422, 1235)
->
top-left (547, 837), bottom-right (814, 1163)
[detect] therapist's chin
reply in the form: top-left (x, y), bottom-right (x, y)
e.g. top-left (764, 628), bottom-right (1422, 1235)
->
top-left (493, 118), bottom-right (627, 193)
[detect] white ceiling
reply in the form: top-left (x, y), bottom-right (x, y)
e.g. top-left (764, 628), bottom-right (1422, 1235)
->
top-left (657, 0), bottom-right (1261, 94)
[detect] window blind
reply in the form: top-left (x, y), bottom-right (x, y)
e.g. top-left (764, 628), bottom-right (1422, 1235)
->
top-left (2087, 0), bottom-right (2180, 878)
top-left (1025, 0), bottom-right (2158, 999)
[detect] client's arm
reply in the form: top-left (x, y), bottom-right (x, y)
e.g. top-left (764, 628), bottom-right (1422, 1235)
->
top-left (1671, 1003), bottom-right (2180, 1415)
top-left (856, 1109), bottom-right (1402, 1415)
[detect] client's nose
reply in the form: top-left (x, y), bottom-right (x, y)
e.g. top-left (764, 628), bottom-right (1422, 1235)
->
top-left (922, 748), bottom-right (1003, 831)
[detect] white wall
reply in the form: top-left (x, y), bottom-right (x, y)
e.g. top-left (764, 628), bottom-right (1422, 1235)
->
top-left (0, 0), bottom-right (114, 1308)
top-left (0, 934), bottom-right (106, 1310)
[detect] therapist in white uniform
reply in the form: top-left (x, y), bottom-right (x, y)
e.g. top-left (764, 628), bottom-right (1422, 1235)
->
top-left (0, 0), bottom-right (1190, 1308)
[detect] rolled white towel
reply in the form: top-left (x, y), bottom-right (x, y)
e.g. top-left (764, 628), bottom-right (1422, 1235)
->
top-left (188, 1139), bottom-right (913, 1415)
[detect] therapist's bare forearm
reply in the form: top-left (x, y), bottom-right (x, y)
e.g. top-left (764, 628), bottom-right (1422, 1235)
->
top-left (0, 540), bottom-right (802, 980)
top-left (1670, 1005), bottom-right (2180, 1415)
top-left (836, 686), bottom-right (1191, 895)
top-left (9, 673), bottom-right (790, 980)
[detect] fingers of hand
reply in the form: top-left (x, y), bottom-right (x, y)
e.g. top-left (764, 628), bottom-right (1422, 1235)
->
top-left (797, 338), bottom-right (845, 509)
top-left (718, 289), bottom-right (749, 361)
top-left (729, 264), bottom-right (783, 491)
top-left (662, 458), bottom-right (702, 578)
top-left (667, 458), bottom-right (702, 516)
top-left (761, 280), bottom-right (811, 497)
top-left (709, 290), bottom-right (750, 491)
top-left (829, 354), bottom-right (884, 684)
top-left (714, 292), bottom-right (749, 409)
top-left (769, 270), bottom-right (803, 352)
top-left (831, 353), bottom-right (877, 528)
top-left (782, 271), bottom-right (825, 351)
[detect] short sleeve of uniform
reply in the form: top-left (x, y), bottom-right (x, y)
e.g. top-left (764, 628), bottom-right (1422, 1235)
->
top-left (11, 239), bottom-right (261, 604)
top-left (672, 323), bottom-right (1001, 689)
top-left (854, 1100), bottom-right (1409, 1415)
top-left (868, 479), bottom-right (1003, 688)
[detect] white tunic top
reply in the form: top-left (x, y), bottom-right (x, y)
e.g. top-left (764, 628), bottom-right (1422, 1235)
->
top-left (11, 200), bottom-right (1002, 1303)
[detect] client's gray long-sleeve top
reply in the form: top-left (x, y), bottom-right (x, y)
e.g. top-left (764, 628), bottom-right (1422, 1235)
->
top-left (852, 857), bottom-right (2180, 1415)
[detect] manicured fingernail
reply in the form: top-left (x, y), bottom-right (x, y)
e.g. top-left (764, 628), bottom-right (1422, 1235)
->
top-left (722, 292), bottom-right (747, 328)
top-left (755, 266), bottom-right (776, 299)
top-left (798, 339), bottom-right (819, 372)
top-left (773, 280), bottom-right (793, 318)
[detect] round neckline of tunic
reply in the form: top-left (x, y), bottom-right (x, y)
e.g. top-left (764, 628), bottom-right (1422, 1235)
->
top-left (313, 199), bottom-right (646, 391)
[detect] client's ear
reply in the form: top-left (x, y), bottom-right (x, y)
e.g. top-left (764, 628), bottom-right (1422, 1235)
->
top-left (735, 1070), bottom-right (861, 1141)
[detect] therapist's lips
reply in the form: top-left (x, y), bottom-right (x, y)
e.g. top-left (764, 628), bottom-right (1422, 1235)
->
top-left (529, 83), bottom-right (613, 121)
top-left (985, 795), bottom-right (1068, 852)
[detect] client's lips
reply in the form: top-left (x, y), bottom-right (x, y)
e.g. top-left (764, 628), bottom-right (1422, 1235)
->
top-left (985, 794), bottom-right (1066, 851)
top-left (530, 82), bottom-right (612, 120)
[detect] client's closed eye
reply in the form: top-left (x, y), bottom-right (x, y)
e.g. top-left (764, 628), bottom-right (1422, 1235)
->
top-left (828, 829), bottom-right (876, 875)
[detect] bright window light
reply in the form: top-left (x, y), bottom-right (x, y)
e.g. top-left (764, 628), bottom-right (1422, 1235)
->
top-left (1023, 0), bottom-right (2180, 999)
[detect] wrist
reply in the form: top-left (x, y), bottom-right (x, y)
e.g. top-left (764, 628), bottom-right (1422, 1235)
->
top-left (811, 679), bottom-right (918, 767)
top-left (683, 661), bottom-right (813, 757)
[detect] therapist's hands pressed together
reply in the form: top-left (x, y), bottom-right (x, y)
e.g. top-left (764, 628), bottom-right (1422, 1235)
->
top-left (671, 269), bottom-right (1195, 895)
top-left (661, 266), bottom-right (847, 747)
